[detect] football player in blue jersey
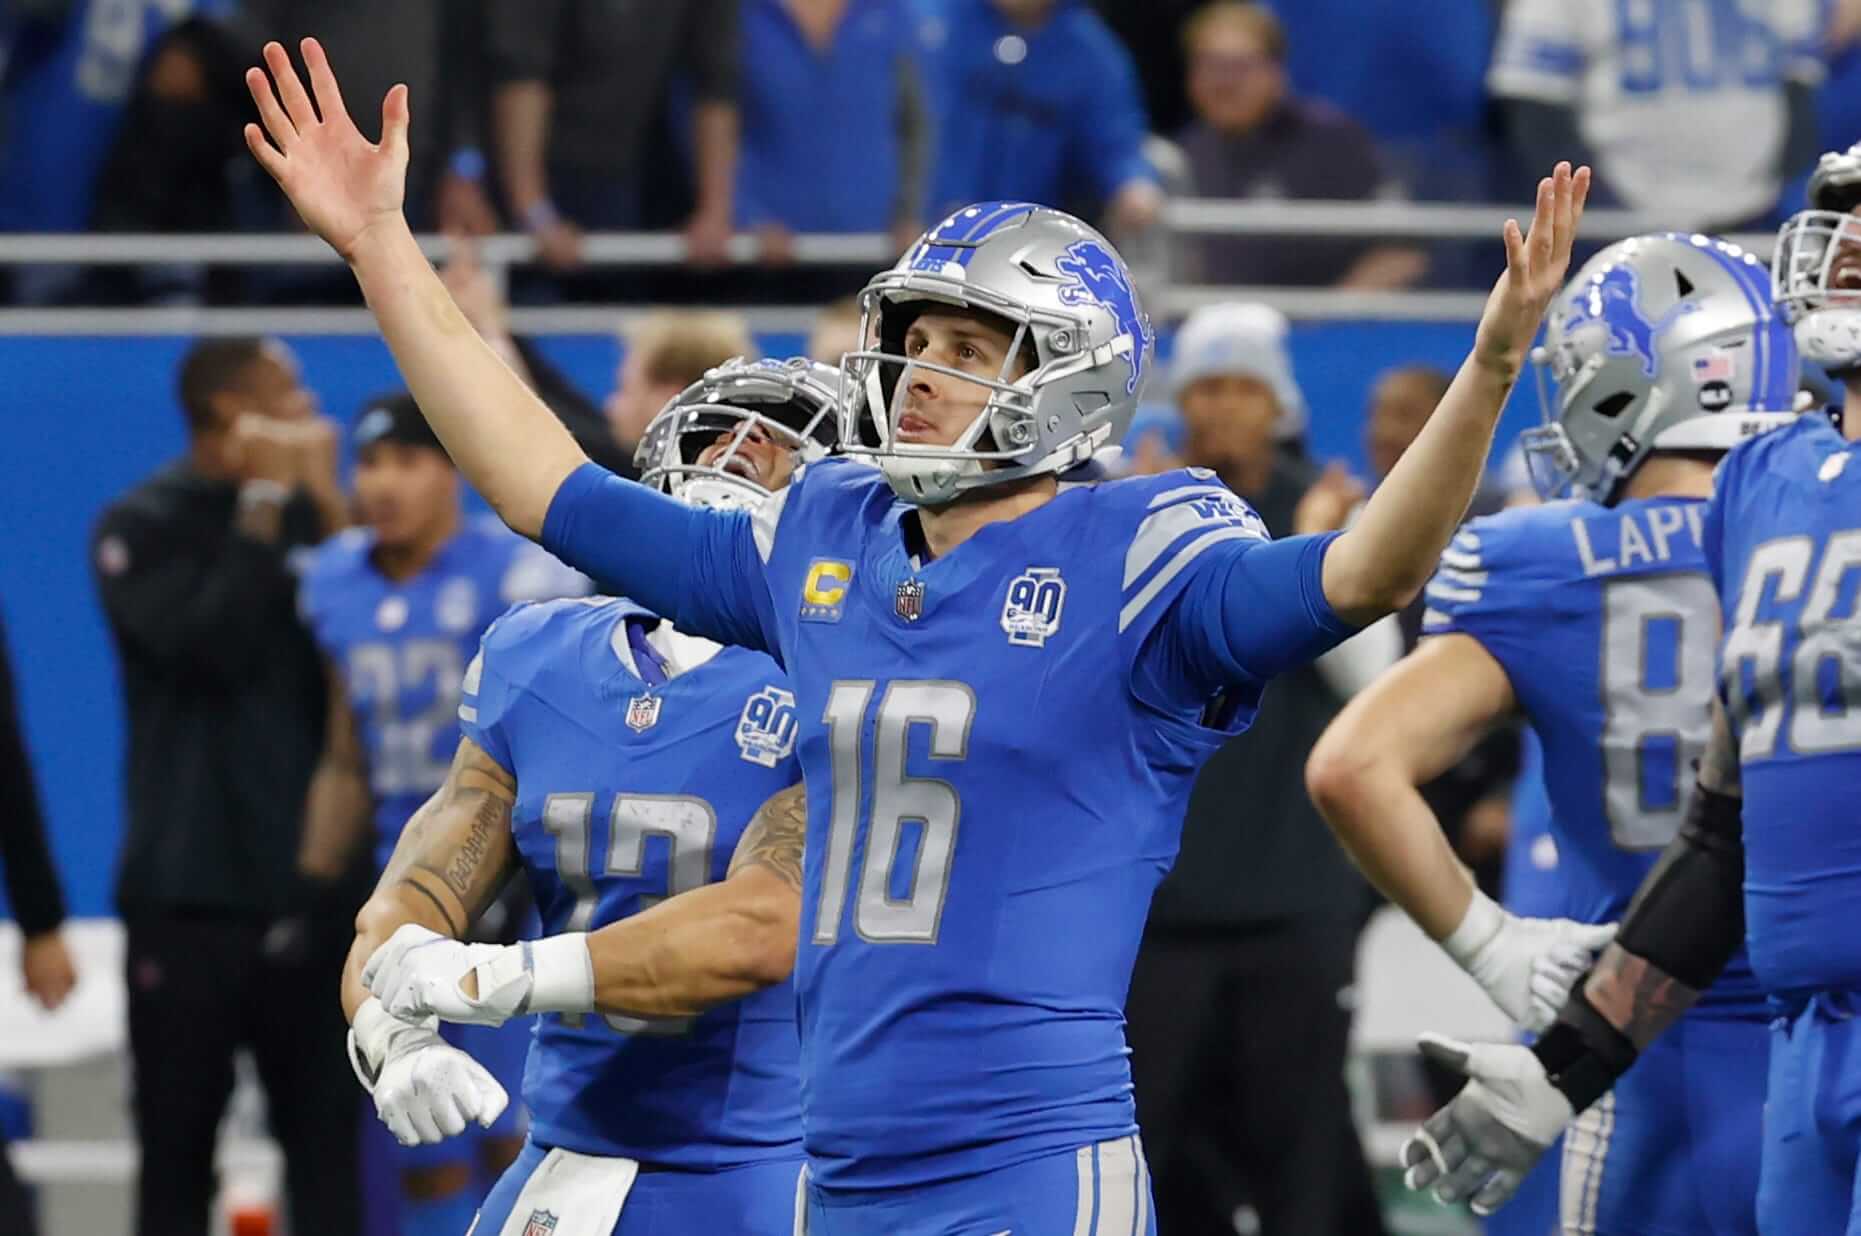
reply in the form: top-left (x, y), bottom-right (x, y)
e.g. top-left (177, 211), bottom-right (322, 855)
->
top-left (247, 39), bottom-right (1591, 1233)
top-left (299, 395), bottom-right (585, 1236)
top-left (1392, 149), bottom-right (1861, 1236)
top-left (342, 359), bottom-right (836, 1236)
top-left (1307, 232), bottom-right (1801, 1235)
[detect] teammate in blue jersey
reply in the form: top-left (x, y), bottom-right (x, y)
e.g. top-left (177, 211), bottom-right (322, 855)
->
top-left (246, 39), bottom-right (1590, 1232)
top-left (1395, 148), bottom-right (1861, 1236)
top-left (345, 359), bottom-right (837, 1236)
top-left (1308, 232), bottom-right (1802, 1235)
top-left (299, 395), bottom-right (584, 1235)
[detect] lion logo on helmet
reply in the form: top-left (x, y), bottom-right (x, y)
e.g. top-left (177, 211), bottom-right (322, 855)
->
top-left (1563, 264), bottom-right (1697, 378)
top-left (1056, 240), bottom-right (1152, 395)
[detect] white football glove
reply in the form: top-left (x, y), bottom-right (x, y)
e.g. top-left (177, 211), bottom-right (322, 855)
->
top-left (1402, 1033), bottom-right (1574, 1215)
top-left (347, 997), bottom-right (508, 1147)
top-left (362, 923), bottom-right (593, 1027)
top-left (1442, 891), bottom-right (1616, 1032)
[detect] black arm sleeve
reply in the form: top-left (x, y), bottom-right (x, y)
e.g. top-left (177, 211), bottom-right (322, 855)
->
top-left (0, 612), bottom-right (66, 936)
top-left (1612, 783), bottom-right (1746, 989)
top-left (93, 506), bottom-right (300, 682)
top-left (1532, 784), bottom-right (1744, 1110)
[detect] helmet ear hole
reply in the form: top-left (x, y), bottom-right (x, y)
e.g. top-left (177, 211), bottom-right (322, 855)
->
top-left (1593, 391), bottom-right (1637, 419)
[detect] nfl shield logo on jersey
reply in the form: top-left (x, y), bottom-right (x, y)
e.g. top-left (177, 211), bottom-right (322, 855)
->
top-left (895, 578), bottom-right (926, 622)
top-left (735, 685), bottom-right (799, 767)
top-left (625, 693), bottom-right (662, 733)
top-left (1001, 567), bottom-right (1066, 647)
top-left (522, 1210), bottom-right (559, 1236)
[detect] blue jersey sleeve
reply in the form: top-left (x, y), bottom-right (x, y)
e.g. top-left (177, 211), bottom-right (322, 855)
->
top-left (1419, 516), bottom-right (1550, 684)
top-left (1120, 476), bottom-right (1352, 714)
top-left (540, 462), bottom-right (779, 655)
top-left (458, 628), bottom-right (516, 773)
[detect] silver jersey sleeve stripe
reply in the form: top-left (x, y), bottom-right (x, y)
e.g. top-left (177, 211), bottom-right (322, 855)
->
top-left (1143, 483), bottom-right (1233, 511)
top-left (1119, 526), bottom-right (1262, 633)
top-left (1124, 500), bottom-right (1268, 590)
top-left (1423, 577), bottom-right (1484, 605)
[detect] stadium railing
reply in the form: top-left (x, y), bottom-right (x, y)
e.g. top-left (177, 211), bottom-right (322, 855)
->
top-left (0, 199), bottom-right (1774, 331)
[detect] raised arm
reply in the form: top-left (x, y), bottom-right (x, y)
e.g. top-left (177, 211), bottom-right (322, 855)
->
top-left (363, 781), bottom-right (807, 1026)
top-left (1320, 163), bottom-right (1590, 625)
top-left (1307, 634), bottom-right (1612, 1029)
top-left (243, 39), bottom-right (584, 537)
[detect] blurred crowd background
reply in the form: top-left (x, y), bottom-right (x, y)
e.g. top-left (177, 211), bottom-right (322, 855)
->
top-left (2, 2), bottom-right (1858, 1235)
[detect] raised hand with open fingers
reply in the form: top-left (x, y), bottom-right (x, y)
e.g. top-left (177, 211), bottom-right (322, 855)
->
top-left (1473, 162), bottom-right (1592, 383)
top-left (244, 38), bottom-right (410, 262)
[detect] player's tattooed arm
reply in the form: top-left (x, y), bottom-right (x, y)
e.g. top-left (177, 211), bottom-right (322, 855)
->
top-left (726, 780), bottom-right (806, 891)
top-left (1580, 945), bottom-right (1699, 1049)
top-left (341, 737), bottom-right (517, 1021)
top-left (577, 781), bottom-right (807, 1019)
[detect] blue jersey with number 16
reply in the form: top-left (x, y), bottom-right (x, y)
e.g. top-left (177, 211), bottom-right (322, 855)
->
top-left (1706, 414), bottom-right (1861, 997)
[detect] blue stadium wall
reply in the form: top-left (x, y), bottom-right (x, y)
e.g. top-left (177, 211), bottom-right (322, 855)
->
top-left (0, 324), bottom-right (1538, 916)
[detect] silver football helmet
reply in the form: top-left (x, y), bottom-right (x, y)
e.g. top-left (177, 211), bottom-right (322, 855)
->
top-left (839, 200), bottom-right (1155, 505)
top-left (1522, 232), bottom-right (1799, 503)
top-left (1774, 142), bottom-right (1861, 368)
top-left (634, 356), bottom-right (840, 512)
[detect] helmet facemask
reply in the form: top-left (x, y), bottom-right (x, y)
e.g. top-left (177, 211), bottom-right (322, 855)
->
top-left (635, 359), bottom-right (840, 512)
top-left (1774, 208), bottom-right (1861, 369)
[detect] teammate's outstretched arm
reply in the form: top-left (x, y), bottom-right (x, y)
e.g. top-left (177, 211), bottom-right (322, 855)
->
top-left (1401, 698), bottom-right (1745, 1215)
top-left (1306, 634), bottom-right (1614, 1030)
top-left (339, 736), bottom-right (520, 1148)
top-left (243, 39), bottom-right (584, 537)
top-left (363, 782), bottom-right (807, 1026)
top-left (1320, 163), bottom-right (1590, 626)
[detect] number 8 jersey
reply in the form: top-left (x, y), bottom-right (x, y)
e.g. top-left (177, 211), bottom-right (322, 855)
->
top-left (1420, 495), bottom-right (1765, 1016)
top-left (656, 456), bottom-right (1354, 1192)
top-left (1706, 413), bottom-right (1861, 996)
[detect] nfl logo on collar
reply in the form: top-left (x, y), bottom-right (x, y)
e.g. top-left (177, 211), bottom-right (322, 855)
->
top-left (523, 1210), bottom-right (559, 1236)
top-left (894, 578), bottom-right (925, 622)
top-left (625, 694), bottom-right (662, 733)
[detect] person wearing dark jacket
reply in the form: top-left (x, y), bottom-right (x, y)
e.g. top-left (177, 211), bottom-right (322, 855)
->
top-left (1123, 316), bottom-right (1386, 1236)
top-left (93, 337), bottom-right (361, 1236)
top-left (0, 606), bottom-right (75, 1236)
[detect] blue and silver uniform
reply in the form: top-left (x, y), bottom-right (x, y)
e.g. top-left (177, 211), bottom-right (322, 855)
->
top-left (541, 455), bottom-right (1355, 1231)
top-left (459, 598), bottom-right (806, 1236)
top-left (1704, 414), bottom-right (1861, 1236)
top-left (301, 517), bottom-right (581, 1156)
top-left (1423, 496), bottom-right (1767, 1236)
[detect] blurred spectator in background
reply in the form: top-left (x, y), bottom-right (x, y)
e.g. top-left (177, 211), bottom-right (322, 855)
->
top-left (0, 0), bottom-right (236, 302)
top-left (82, 18), bottom-right (251, 304)
top-left (93, 338), bottom-right (359, 1236)
top-left (0, 606), bottom-right (76, 1236)
top-left (1488, 0), bottom-right (1824, 228)
top-left (738, 0), bottom-right (930, 267)
top-left (487, 0), bottom-right (740, 273)
top-left (806, 295), bottom-right (865, 365)
top-left (602, 310), bottom-right (757, 471)
top-left (234, 0), bottom-right (496, 235)
top-left (1124, 304), bottom-right (1384, 1236)
top-left (1172, 2), bottom-right (1426, 290)
top-left (921, 0), bottom-right (1162, 237)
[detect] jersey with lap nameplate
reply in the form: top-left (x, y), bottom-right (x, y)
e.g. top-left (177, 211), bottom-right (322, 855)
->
top-left (1422, 496), bottom-right (1764, 1015)
top-left (1704, 414), bottom-right (1861, 997)
top-left (300, 517), bottom-right (586, 868)
top-left (458, 597), bottom-right (804, 1168)
top-left (670, 457), bottom-right (1350, 1191)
